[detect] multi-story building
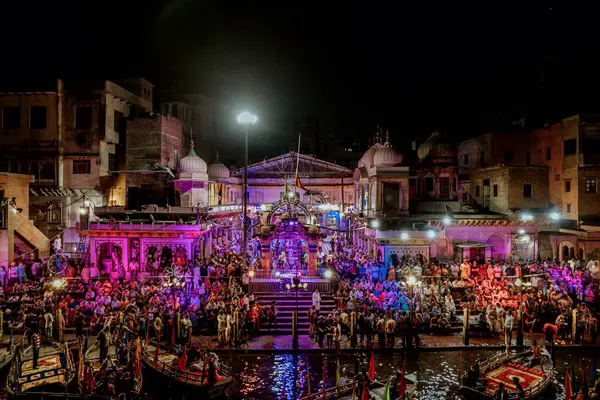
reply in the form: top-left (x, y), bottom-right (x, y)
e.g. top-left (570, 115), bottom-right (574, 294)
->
top-left (0, 78), bottom-right (153, 253)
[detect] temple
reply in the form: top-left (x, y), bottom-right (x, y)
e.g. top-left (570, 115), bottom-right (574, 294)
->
top-left (76, 124), bottom-right (581, 281)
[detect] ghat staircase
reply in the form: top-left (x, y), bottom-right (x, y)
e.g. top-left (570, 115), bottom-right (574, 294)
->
top-left (255, 291), bottom-right (336, 335)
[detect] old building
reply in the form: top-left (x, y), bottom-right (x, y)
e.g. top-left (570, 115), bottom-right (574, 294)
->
top-left (0, 173), bottom-right (50, 265)
top-left (0, 78), bottom-right (153, 254)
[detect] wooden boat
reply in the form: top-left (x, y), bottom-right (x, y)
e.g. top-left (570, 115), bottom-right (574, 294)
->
top-left (299, 373), bottom-right (417, 400)
top-left (6, 342), bottom-right (76, 398)
top-left (142, 341), bottom-right (233, 398)
top-left (454, 350), bottom-right (555, 400)
top-left (83, 337), bottom-right (144, 398)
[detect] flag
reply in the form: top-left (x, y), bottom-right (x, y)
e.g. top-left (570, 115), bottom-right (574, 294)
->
top-left (565, 370), bottom-right (573, 400)
top-left (336, 362), bottom-right (341, 394)
top-left (398, 361), bottom-right (407, 397)
top-left (361, 384), bottom-right (369, 400)
top-left (368, 352), bottom-right (375, 380)
top-left (178, 346), bottom-right (187, 371)
top-left (592, 359), bottom-right (597, 383)
top-left (295, 176), bottom-right (308, 192)
top-left (579, 359), bottom-right (586, 384)
top-left (381, 380), bottom-right (390, 400)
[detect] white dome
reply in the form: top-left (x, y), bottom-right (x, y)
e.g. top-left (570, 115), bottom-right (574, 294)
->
top-left (177, 147), bottom-right (207, 175)
top-left (208, 153), bottom-right (230, 180)
top-left (358, 143), bottom-right (383, 169)
top-left (374, 141), bottom-right (402, 166)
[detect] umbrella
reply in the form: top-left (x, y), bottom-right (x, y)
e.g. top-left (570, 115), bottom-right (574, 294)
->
top-left (368, 352), bottom-right (375, 380)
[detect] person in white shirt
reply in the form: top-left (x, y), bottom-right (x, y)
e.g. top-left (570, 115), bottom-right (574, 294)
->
top-left (312, 289), bottom-right (322, 312)
top-left (504, 311), bottom-right (515, 347)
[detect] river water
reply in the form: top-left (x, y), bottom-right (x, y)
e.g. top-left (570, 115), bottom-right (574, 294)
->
top-left (142, 347), bottom-right (600, 400)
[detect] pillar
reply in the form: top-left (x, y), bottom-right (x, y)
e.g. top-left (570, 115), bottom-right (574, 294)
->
top-left (308, 233), bottom-right (318, 274)
top-left (260, 236), bottom-right (271, 270)
top-left (463, 308), bottom-right (469, 345)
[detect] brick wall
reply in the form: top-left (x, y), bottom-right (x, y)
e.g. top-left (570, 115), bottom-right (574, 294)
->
top-left (469, 166), bottom-right (548, 213)
top-left (126, 115), bottom-right (182, 172)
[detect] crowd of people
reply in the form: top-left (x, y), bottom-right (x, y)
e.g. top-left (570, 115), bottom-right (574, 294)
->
top-left (0, 239), bottom-right (599, 356)
top-left (306, 245), bottom-right (600, 349)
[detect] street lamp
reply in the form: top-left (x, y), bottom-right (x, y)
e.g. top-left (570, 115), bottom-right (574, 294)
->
top-left (443, 216), bottom-right (452, 225)
top-left (237, 111), bottom-right (258, 271)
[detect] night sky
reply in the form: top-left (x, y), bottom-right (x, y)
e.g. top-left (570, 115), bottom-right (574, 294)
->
top-left (4, 1), bottom-right (600, 148)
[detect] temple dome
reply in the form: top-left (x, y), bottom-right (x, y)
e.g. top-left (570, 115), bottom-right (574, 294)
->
top-left (417, 130), bottom-right (457, 160)
top-left (177, 145), bottom-right (207, 175)
top-left (374, 141), bottom-right (402, 166)
top-left (358, 142), bottom-right (383, 169)
top-left (207, 153), bottom-right (230, 180)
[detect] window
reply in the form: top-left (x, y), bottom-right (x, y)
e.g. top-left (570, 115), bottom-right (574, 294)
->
top-left (546, 147), bottom-right (551, 160)
top-left (564, 139), bottom-right (577, 156)
top-left (479, 151), bottom-right (485, 164)
top-left (425, 176), bottom-right (434, 192)
top-left (523, 184), bottom-right (532, 198)
top-left (567, 204), bottom-right (572, 213)
top-left (504, 150), bottom-right (513, 162)
top-left (475, 185), bottom-right (480, 197)
top-left (172, 104), bottom-right (178, 119)
top-left (525, 152), bottom-right (531, 165)
top-left (585, 178), bottom-right (597, 193)
top-left (76, 106), bottom-right (93, 129)
top-left (463, 154), bottom-right (469, 165)
top-left (555, 174), bottom-right (560, 181)
top-left (30, 106), bottom-right (47, 129)
top-left (2, 107), bottom-right (20, 129)
top-left (108, 153), bottom-right (117, 172)
top-left (72, 160), bottom-right (91, 174)
top-left (493, 184), bottom-right (498, 197)
top-left (565, 180), bottom-right (571, 193)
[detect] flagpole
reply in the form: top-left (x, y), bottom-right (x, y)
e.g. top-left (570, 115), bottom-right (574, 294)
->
top-left (294, 133), bottom-right (301, 192)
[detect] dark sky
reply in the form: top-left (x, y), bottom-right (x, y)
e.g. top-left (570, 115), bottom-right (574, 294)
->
top-left (4, 1), bottom-right (600, 146)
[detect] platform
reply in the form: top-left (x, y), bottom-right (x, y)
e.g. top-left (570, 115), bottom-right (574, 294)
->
top-left (249, 277), bottom-right (331, 293)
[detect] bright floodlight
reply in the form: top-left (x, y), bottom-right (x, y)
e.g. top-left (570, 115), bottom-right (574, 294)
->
top-left (400, 232), bottom-right (409, 241)
top-left (248, 270), bottom-right (255, 278)
top-left (520, 213), bottom-right (534, 221)
top-left (260, 204), bottom-right (267, 211)
top-left (79, 207), bottom-right (87, 215)
top-left (427, 230), bottom-right (436, 239)
top-left (371, 220), bottom-right (380, 229)
top-left (51, 278), bottom-right (63, 289)
top-left (324, 269), bottom-right (333, 279)
top-left (518, 229), bottom-right (525, 235)
top-left (237, 111), bottom-right (258, 125)
top-left (549, 212), bottom-right (560, 221)
top-left (287, 191), bottom-right (295, 198)
top-left (443, 216), bottom-right (452, 225)
top-left (407, 276), bottom-right (416, 286)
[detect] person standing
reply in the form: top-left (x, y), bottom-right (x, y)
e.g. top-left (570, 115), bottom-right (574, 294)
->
top-left (153, 314), bottom-right (163, 343)
top-left (32, 331), bottom-right (41, 369)
top-left (44, 309), bottom-right (54, 339)
top-left (312, 289), bottom-right (321, 312)
top-left (98, 326), bottom-right (111, 366)
top-left (504, 310), bottom-right (514, 348)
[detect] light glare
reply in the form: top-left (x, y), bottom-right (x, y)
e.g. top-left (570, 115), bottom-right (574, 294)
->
top-left (237, 111), bottom-right (258, 125)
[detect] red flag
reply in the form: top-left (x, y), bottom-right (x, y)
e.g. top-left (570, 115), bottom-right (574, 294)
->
top-left (579, 359), bottom-right (586, 383)
top-left (398, 361), bottom-right (407, 397)
top-left (565, 370), bottom-right (573, 400)
top-left (361, 384), bottom-right (369, 400)
top-left (178, 346), bottom-right (187, 371)
top-left (368, 352), bottom-right (376, 380)
top-left (295, 176), bottom-right (308, 192)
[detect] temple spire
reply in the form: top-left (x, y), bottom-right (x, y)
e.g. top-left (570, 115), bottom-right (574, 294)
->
top-left (386, 129), bottom-right (389, 143)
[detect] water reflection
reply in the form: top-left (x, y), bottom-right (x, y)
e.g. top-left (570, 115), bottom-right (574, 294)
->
top-left (141, 348), bottom-right (600, 399)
